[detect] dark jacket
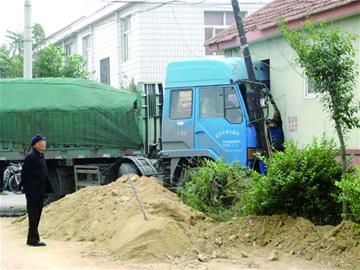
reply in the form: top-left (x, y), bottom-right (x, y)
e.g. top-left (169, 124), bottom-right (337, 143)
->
top-left (20, 148), bottom-right (53, 196)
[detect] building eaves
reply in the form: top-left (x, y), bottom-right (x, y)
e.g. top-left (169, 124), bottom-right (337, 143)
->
top-left (205, 0), bottom-right (360, 48)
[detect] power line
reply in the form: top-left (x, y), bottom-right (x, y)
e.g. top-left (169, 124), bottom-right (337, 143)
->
top-left (169, 4), bottom-right (201, 57)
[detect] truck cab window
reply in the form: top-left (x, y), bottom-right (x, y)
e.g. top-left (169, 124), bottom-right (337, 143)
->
top-left (225, 87), bottom-right (243, 124)
top-left (170, 89), bottom-right (192, 119)
top-left (200, 86), bottom-right (243, 124)
top-left (200, 88), bottom-right (223, 118)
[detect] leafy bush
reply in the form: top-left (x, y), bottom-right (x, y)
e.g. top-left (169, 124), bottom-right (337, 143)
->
top-left (242, 137), bottom-right (342, 225)
top-left (336, 166), bottom-right (360, 222)
top-left (178, 159), bottom-right (250, 220)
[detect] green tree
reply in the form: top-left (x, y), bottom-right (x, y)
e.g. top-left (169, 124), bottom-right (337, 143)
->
top-left (279, 18), bottom-right (360, 218)
top-left (33, 45), bottom-right (90, 78)
top-left (0, 45), bottom-right (12, 78)
top-left (33, 45), bottom-right (63, 77)
top-left (5, 23), bottom-right (46, 56)
top-left (32, 23), bottom-right (45, 52)
top-left (62, 54), bottom-right (89, 78)
top-left (0, 44), bottom-right (23, 78)
top-left (10, 55), bottom-right (23, 78)
top-left (6, 30), bottom-right (24, 56)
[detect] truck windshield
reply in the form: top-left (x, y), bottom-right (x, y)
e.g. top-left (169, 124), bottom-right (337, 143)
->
top-left (199, 86), bottom-right (243, 124)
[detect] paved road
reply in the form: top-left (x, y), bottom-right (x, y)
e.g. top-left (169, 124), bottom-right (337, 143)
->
top-left (0, 191), bottom-right (26, 216)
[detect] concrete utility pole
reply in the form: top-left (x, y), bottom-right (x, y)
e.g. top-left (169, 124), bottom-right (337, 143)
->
top-left (231, 0), bottom-right (269, 158)
top-left (23, 0), bottom-right (32, 79)
top-left (231, 0), bottom-right (256, 83)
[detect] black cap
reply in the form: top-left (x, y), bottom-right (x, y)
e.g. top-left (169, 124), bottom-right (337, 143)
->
top-left (31, 134), bottom-right (47, 146)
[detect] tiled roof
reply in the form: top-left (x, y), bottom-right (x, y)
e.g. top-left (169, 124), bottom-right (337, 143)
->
top-left (205, 0), bottom-right (359, 46)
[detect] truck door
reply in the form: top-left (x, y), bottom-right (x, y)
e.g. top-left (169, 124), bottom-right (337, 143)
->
top-left (194, 85), bottom-right (248, 164)
top-left (162, 88), bottom-right (194, 150)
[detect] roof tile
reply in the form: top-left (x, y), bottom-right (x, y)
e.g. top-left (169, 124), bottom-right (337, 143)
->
top-left (206, 0), bottom-right (359, 46)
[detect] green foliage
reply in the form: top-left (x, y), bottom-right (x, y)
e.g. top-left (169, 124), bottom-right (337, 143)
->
top-left (32, 23), bottom-right (45, 52)
top-left (178, 159), bottom-right (250, 220)
top-left (279, 18), bottom-right (359, 218)
top-left (279, 18), bottom-right (360, 133)
top-left (6, 30), bottom-right (24, 56)
top-left (242, 138), bottom-right (342, 225)
top-left (62, 54), bottom-right (89, 79)
top-left (33, 45), bottom-right (90, 78)
top-left (336, 166), bottom-right (360, 222)
top-left (2, 24), bottom-right (89, 79)
top-left (0, 45), bottom-right (12, 78)
top-left (10, 55), bottom-right (23, 78)
top-left (33, 45), bottom-right (63, 77)
top-left (6, 23), bottom-right (45, 57)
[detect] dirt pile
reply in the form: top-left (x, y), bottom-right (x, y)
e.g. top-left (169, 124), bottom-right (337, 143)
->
top-left (194, 215), bottom-right (360, 268)
top-left (15, 175), bottom-right (206, 262)
top-left (13, 176), bottom-right (360, 268)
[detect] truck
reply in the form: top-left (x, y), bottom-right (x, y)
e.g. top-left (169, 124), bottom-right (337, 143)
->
top-left (0, 57), bottom-right (270, 203)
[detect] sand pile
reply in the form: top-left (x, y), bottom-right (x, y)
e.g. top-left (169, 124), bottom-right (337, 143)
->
top-left (195, 215), bottom-right (360, 268)
top-left (16, 175), bottom-right (206, 261)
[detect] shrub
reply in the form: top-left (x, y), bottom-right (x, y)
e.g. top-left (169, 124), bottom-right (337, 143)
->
top-left (336, 166), bottom-right (360, 223)
top-left (242, 137), bottom-right (342, 225)
top-left (178, 159), bottom-right (250, 219)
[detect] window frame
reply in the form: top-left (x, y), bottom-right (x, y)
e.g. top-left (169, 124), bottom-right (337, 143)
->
top-left (199, 86), bottom-right (243, 124)
top-left (82, 35), bottom-right (91, 70)
top-left (100, 57), bottom-right (110, 85)
top-left (224, 87), bottom-right (243, 124)
top-left (304, 77), bottom-right (317, 99)
top-left (204, 11), bottom-right (246, 56)
top-left (65, 42), bottom-right (73, 56)
top-left (122, 15), bottom-right (131, 62)
top-left (169, 89), bottom-right (193, 120)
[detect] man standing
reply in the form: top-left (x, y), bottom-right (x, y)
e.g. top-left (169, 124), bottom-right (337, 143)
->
top-left (20, 134), bottom-right (53, 247)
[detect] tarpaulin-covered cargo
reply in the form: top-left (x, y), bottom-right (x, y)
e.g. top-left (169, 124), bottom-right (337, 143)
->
top-left (0, 78), bottom-right (143, 150)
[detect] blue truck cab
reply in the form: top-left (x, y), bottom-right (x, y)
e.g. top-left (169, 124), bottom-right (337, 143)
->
top-left (161, 58), bottom-right (269, 184)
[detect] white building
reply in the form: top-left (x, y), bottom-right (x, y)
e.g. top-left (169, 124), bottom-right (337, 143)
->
top-left (46, 0), bottom-right (269, 89)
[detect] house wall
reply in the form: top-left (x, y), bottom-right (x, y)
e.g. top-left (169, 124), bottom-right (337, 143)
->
top-left (47, 1), bottom-right (269, 88)
top-left (136, 3), bottom-right (229, 84)
top-left (225, 14), bottom-right (360, 150)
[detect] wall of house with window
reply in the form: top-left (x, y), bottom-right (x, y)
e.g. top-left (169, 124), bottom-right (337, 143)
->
top-left (223, 14), bottom-right (360, 149)
top-left (132, 3), bottom-right (236, 85)
top-left (46, 1), bottom-right (268, 88)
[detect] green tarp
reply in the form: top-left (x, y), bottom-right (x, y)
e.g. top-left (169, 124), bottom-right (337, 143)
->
top-left (0, 78), bottom-right (143, 149)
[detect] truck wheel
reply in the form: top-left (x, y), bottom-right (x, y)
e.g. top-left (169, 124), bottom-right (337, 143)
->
top-left (118, 162), bottom-right (139, 177)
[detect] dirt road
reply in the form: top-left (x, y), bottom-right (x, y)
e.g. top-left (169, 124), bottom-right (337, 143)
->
top-left (1, 218), bottom-right (340, 270)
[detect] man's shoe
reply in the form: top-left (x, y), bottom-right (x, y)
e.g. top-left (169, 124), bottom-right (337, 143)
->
top-left (27, 241), bottom-right (46, 247)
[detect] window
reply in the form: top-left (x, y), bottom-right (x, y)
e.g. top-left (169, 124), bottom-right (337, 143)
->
top-left (100, 57), bottom-right (110, 85)
top-left (200, 87), bottom-right (224, 118)
top-left (170, 90), bottom-right (192, 119)
top-left (82, 35), bottom-right (90, 71)
top-left (304, 77), bottom-right (316, 98)
top-left (200, 86), bottom-right (243, 123)
top-left (225, 87), bottom-right (243, 123)
top-left (204, 11), bottom-right (246, 55)
top-left (123, 16), bottom-right (131, 62)
top-left (65, 43), bottom-right (73, 55)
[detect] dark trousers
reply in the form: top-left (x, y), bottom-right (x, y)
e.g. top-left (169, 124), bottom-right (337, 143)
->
top-left (25, 194), bottom-right (44, 244)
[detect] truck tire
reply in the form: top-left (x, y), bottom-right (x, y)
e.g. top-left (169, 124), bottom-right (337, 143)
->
top-left (118, 162), bottom-right (139, 177)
